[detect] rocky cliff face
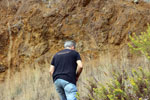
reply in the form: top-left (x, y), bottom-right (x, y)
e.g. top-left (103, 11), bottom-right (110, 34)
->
top-left (0, 0), bottom-right (150, 80)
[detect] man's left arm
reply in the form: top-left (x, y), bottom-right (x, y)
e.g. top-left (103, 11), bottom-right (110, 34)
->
top-left (76, 60), bottom-right (83, 81)
top-left (49, 65), bottom-right (55, 76)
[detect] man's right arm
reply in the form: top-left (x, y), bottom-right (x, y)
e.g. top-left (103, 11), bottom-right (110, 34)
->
top-left (49, 65), bottom-right (55, 76)
top-left (50, 56), bottom-right (55, 76)
top-left (76, 60), bottom-right (83, 81)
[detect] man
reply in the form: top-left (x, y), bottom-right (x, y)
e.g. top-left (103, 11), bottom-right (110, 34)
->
top-left (49, 40), bottom-right (83, 100)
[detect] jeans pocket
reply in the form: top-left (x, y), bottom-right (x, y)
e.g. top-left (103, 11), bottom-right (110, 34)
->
top-left (64, 83), bottom-right (77, 93)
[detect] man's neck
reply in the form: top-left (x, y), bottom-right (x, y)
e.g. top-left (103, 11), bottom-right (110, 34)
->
top-left (65, 47), bottom-right (71, 50)
top-left (65, 47), bottom-right (74, 50)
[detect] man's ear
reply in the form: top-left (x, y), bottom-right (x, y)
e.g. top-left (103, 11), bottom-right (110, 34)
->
top-left (71, 46), bottom-right (75, 50)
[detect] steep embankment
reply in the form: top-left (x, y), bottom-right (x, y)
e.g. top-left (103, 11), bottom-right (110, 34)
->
top-left (0, 0), bottom-right (150, 80)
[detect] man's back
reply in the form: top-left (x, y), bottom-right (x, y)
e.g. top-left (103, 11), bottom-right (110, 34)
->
top-left (51, 49), bottom-right (81, 85)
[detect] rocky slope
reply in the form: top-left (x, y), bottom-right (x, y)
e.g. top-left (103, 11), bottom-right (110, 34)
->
top-left (0, 0), bottom-right (150, 80)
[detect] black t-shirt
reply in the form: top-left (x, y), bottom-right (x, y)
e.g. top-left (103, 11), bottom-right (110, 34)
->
top-left (51, 49), bottom-right (81, 85)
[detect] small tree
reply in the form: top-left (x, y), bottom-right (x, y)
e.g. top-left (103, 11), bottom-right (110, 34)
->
top-left (128, 24), bottom-right (150, 59)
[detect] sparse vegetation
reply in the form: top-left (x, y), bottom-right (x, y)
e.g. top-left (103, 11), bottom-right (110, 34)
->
top-left (129, 24), bottom-right (150, 60)
top-left (82, 67), bottom-right (150, 100)
top-left (0, 63), bottom-right (59, 100)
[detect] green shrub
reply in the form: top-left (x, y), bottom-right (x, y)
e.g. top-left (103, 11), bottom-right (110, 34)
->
top-left (82, 67), bottom-right (150, 100)
top-left (128, 24), bottom-right (150, 59)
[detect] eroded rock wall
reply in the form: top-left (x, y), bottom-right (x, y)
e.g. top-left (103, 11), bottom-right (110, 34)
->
top-left (0, 0), bottom-right (150, 80)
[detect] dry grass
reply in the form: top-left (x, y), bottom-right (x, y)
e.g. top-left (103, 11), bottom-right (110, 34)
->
top-left (0, 62), bottom-right (59, 100)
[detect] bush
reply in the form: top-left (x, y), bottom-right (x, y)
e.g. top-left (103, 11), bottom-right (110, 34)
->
top-left (82, 67), bottom-right (150, 100)
top-left (128, 24), bottom-right (150, 59)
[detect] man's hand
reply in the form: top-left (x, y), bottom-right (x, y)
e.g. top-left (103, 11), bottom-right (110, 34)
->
top-left (76, 76), bottom-right (79, 82)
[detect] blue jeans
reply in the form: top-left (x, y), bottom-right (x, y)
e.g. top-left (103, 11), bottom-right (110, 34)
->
top-left (54, 79), bottom-right (77, 100)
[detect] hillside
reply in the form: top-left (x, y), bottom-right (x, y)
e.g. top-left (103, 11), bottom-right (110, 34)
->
top-left (0, 0), bottom-right (150, 80)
